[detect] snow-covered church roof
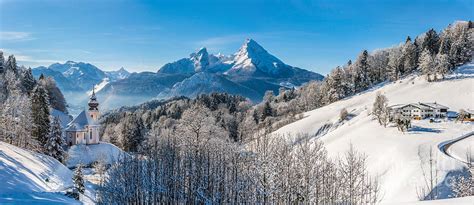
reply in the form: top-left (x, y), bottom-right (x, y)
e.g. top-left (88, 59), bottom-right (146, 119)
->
top-left (65, 110), bottom-right (99, 132)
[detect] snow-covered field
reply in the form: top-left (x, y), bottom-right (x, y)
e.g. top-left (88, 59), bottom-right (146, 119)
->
top-left (0, 142), bottom-right (78, 204)
top-left (275, 64), bottom-right (474, 204)
top-left (66, 142), bottom-right (126, 168)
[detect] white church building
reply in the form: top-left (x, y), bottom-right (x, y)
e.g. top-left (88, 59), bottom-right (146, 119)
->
top-left (65, 89), bottom-right (101, 146)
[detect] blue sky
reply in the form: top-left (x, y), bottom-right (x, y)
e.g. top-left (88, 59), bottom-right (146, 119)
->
top-left (0, 0), bottom-right (472, 74)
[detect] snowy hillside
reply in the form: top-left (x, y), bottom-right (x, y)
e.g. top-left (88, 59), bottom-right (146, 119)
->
top-left (66, 142), bottom-right (126, 168)
top-left (275, 64), bottom-right (474, 203)
top-left (0, 142), bottom-right (78, 204)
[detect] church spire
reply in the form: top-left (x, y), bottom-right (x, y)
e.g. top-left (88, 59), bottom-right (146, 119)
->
top-left (88, 84), bottom-right (99, 111)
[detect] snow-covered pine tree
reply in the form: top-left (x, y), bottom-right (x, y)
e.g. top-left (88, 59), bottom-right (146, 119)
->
top-left (261, 101), bottom-right (274, 121)
top-left (325, 66), bottom-right (349, 103)
top-left (5, 55), bottom-right (17, 74)
top-left (422, 29), bottom-right (440, 55)
top-left (402, 36), bottom-right (418, 73)
top-left (370, 50), bottom-right (389, 82)
top-left (387, 46), bottom-right (403, 81)
top-left (419, 49), bottom-right (436, 82)
top-left (73, 164), bottom-right (85, 195)
top-left (0, 70), bottom-right (34, 148)
top-left (434, 53), bottom-right (451, 80)
top-left (439, 30), bottom-right (452, 55)
top-left (45, 117), bottom-right (65, 163)
top-left (352, 50), bottom-right (371, 93)
top-left (31, 85), bottom-right (51, 148)
top-left (21, 68), bottom-right (36, 94)
top-left (120, 115), bottom-right (144, 152)
top-left (0, 51), bottom-right (4, 73)
top-left (449, 25), bottom-right (472, 66)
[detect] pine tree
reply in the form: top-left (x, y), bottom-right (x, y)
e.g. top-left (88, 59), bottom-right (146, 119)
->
top-left (422, 29), bottom-right (440, 55)
top-left (388, 46), bottom-right (403, 81)
top-left (450, 26), bottom-right (472, 66)
top-left (31, 85), bottom-right (51, 148)
top-left (261, 101), bottom-right (273, 121)
top-left (5, 55), bottom-right (17, 74)
top-left (352, 50), bottom-right (371, 92)
top-left (73, 164), bottom-right (85, 195)
top-left (21, 68), bottom-right (36, 94)
top-left (325, 67), bottom-right (349, 103)
top-left (402, 36), bottom-right (418, 73)
top-left (419, 49), bottom-right (436, 82)
top-left (45, 117), bottom-right (65, 163)
top-left (0, 51), bottom-right (4, 73)
top-left (120, 115), bottom-right (144, 152)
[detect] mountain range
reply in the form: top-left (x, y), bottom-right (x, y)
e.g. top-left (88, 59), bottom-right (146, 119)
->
top-left (33, 39), bottom-right (323, 111)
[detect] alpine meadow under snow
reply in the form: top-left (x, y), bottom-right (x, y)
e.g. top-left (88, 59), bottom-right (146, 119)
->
top-left (0, 17), bottom-right (473, 205)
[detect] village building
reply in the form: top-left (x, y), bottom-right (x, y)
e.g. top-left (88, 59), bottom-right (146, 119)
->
top-left (463, 109), bottom-right (474, 121)
top-left (65, 89), bottom-right (101, 146)
top-left (388, 102), bottom-right (449, 120)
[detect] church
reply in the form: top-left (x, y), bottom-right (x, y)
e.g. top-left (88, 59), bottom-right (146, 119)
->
top-left (65, 89), bottom-right (101, 146)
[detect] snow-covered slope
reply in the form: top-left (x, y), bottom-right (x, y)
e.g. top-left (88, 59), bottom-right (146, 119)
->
top-left (66, 142), bottom-right (127, 168)
top-left (0, 142), bottom-right (78, 204)
top-left (275, 64), bottom-right (474, 203)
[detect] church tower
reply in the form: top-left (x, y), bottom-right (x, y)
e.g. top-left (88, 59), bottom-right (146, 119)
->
top-left (88, 85), bottom-right (100, 121)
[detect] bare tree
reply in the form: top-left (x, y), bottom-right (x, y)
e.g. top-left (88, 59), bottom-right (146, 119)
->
top-left (372, 92), bottom-right (389, 127)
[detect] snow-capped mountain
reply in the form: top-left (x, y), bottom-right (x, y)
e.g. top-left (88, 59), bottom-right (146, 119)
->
top-left (34, 39), bottom-right (322, 111)
top-left (105, 67), bottom-right (131, 81)
top-left (158, 39), bottom-right (322, 81)
top-left (101, 39), bottom-right (323, 107)
top-left (32, 62), bottom-right (130, 92)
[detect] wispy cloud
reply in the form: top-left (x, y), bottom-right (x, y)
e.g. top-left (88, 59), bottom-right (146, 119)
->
top-left (0, 31), bottom-right (35, 41)
top-left (0, 48), bottom-right (60, 67)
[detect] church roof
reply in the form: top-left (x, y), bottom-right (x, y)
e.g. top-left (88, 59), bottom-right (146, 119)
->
top-left (65, 110), bottom-right (99, 131)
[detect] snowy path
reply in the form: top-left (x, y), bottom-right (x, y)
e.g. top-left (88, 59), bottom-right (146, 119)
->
top-left (438, 131), bottom-right (474, 164)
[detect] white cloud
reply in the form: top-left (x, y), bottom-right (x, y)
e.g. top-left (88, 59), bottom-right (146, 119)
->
top-left (0, 48), bottom-right (60, 67)
top-left (0, 31), bottom-right (34, 41)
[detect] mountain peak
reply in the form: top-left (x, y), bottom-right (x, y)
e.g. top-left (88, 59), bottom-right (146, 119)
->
top-left (117, 67), bottom-right (128, 72)
top-left (228, 38), bottom-right (285, 76)
top-left (239, 38), bottom-right (266, 54)
top-left (190, 47), bottom-right (210, 72)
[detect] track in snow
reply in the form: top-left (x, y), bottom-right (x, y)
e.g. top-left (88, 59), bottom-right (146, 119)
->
top-left (438, 131), bottom-right (474, 164)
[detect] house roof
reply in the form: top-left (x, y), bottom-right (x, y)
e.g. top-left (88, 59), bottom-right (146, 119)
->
top-left (420, 102), bottom-right (449, 109)
top-left (65, 110), bottom-right (99, 132)
top-left (389, 102), bottom-right (449, 110)
top-left (388, 104), bottom-right (406, 109)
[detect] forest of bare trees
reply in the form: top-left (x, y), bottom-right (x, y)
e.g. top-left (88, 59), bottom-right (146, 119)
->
top-left (98, 128), bottom-right (381, 204)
